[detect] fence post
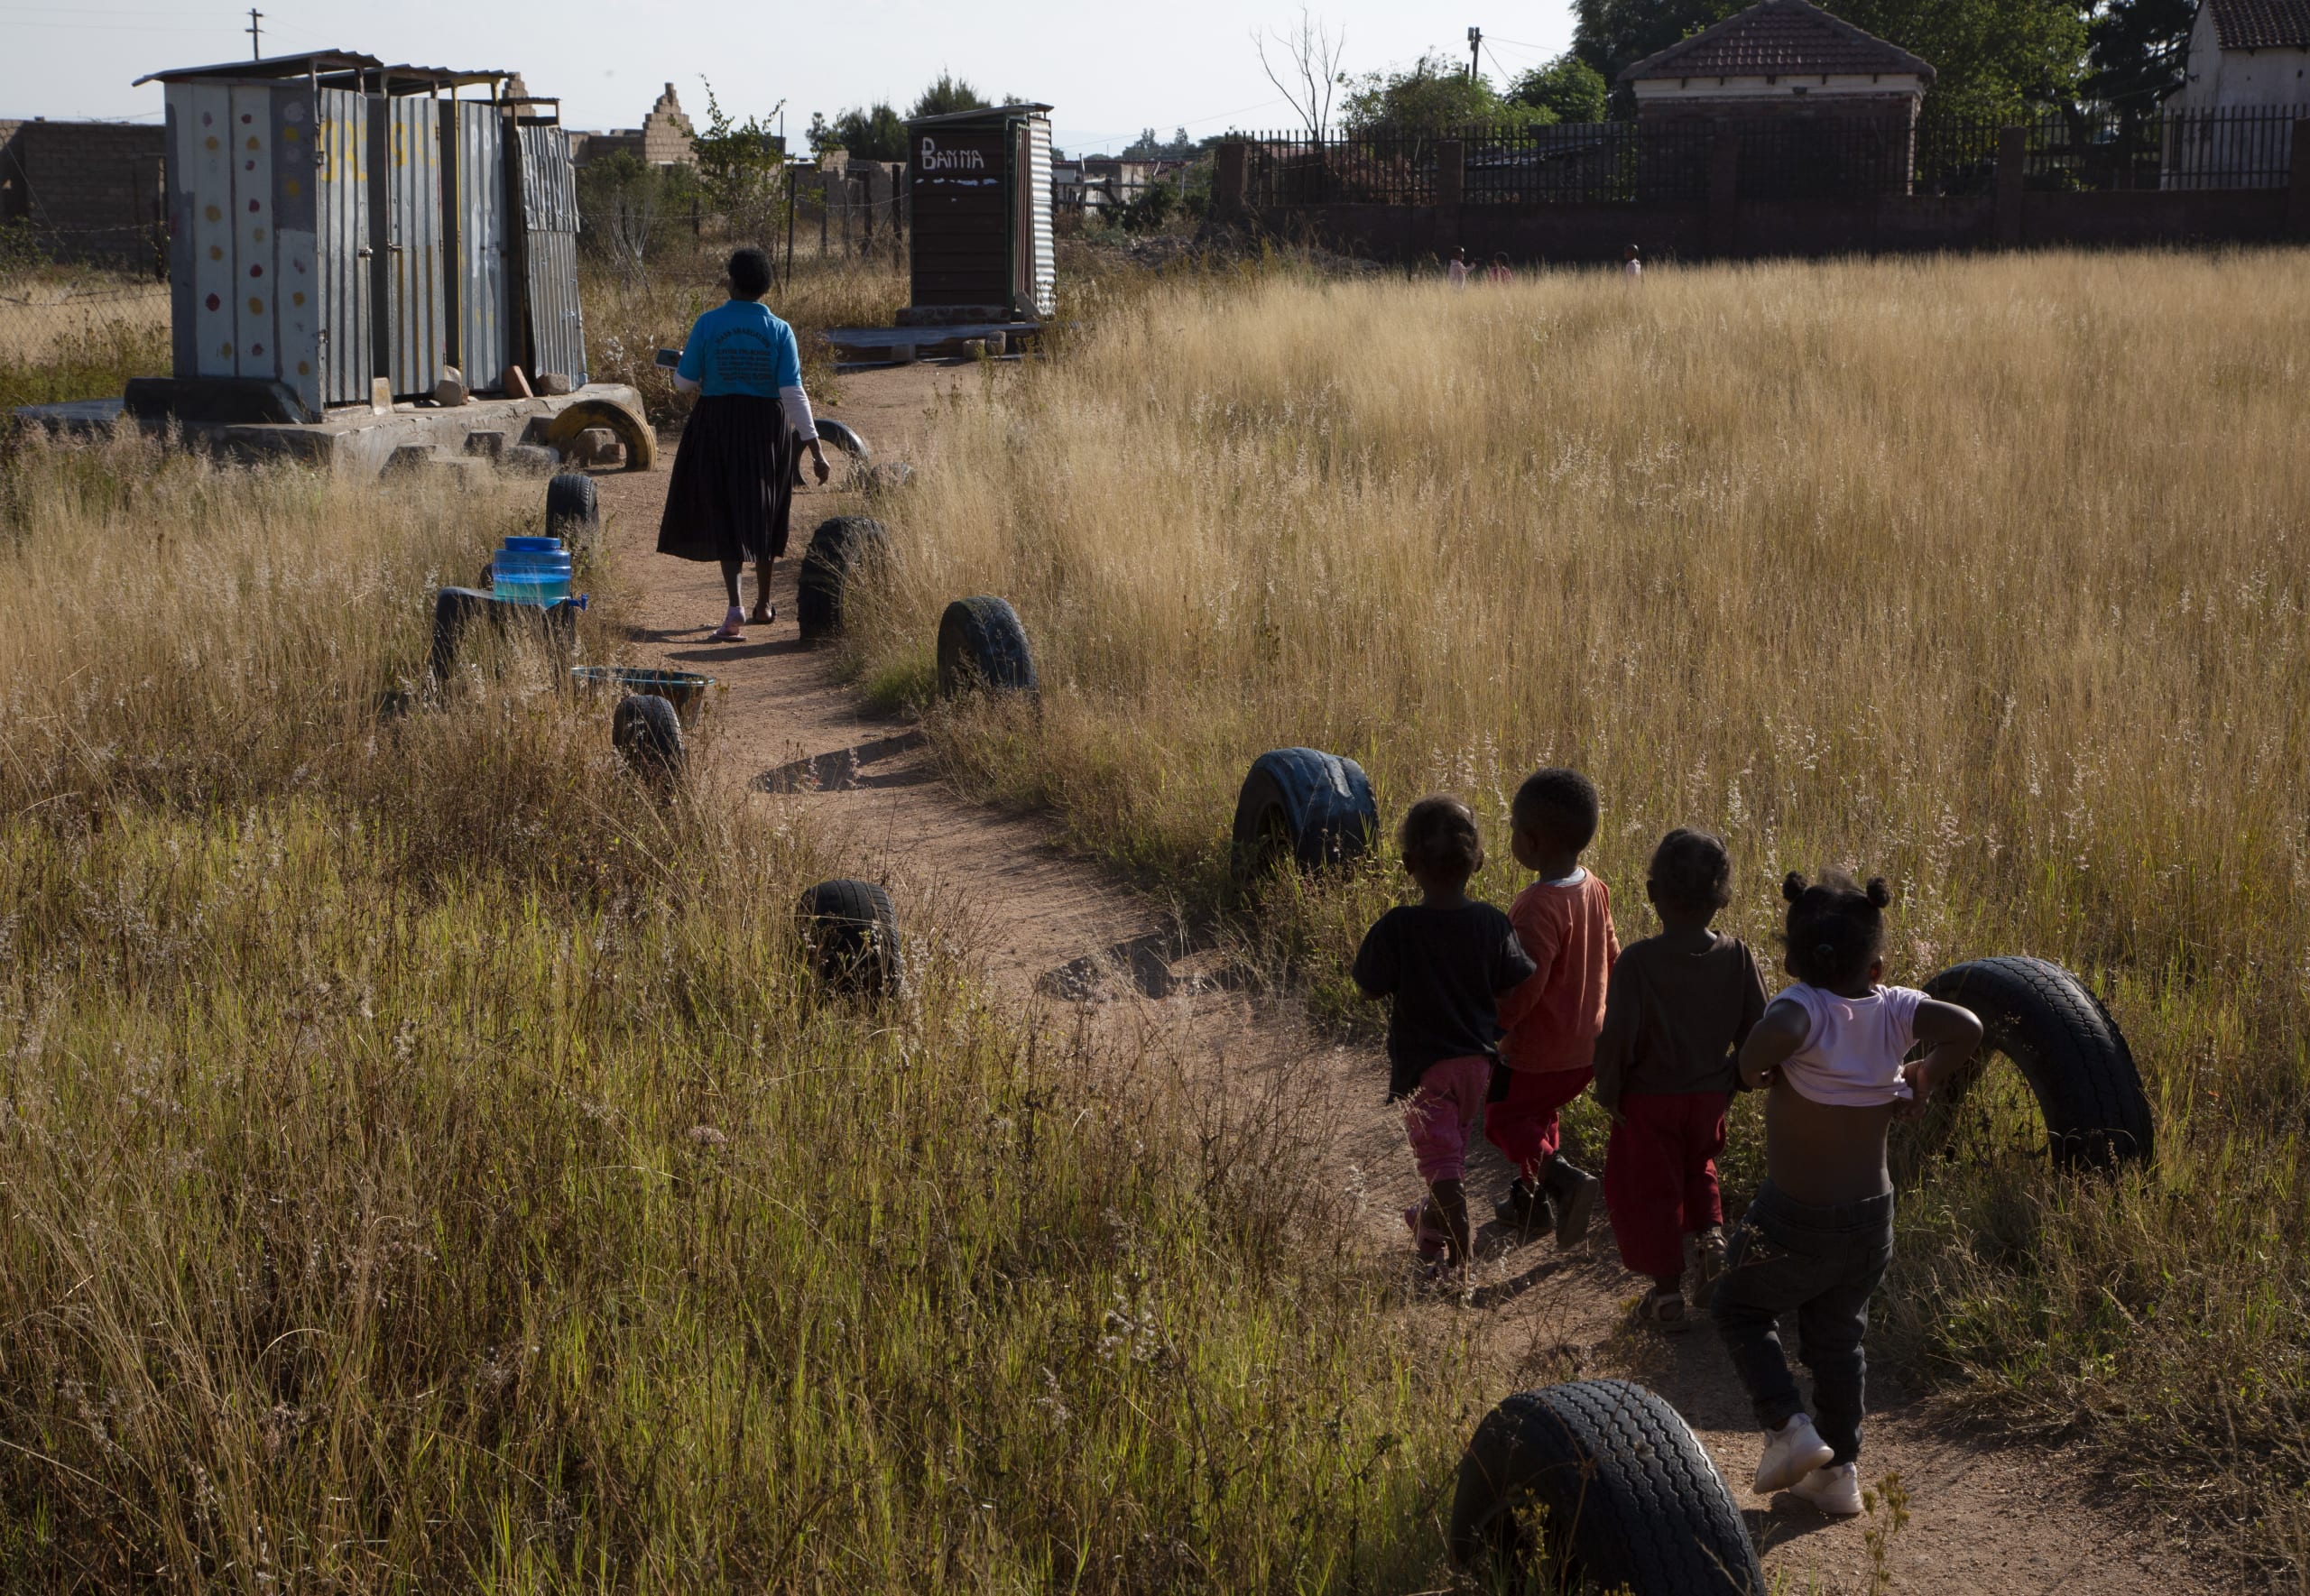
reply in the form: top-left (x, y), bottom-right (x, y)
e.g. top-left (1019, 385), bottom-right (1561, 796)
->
top-left (1215, 141), bottom-right (1247, 223)
top-left (1995, 125), bottom-right (2026, 246)
top-left (1436, 138), bottom-right (1465, 256)
top-left (1708, 125), bottom-right (1740, 256)
top-left (2290, 118), bottom-right (2310, 237)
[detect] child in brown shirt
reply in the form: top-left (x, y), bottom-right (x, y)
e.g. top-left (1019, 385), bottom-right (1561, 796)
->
top-left (1594, 829), bottom-right (1768, 1327)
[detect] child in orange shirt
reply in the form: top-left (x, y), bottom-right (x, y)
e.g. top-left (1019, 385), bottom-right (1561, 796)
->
top-left (1490, 767), bottom-right (1619, 1245)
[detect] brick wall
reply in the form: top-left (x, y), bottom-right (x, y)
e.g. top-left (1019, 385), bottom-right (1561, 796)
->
top-left (0, 119), bottom-right (166, 268)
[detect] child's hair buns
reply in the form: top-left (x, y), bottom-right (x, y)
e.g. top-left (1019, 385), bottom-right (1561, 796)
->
top-left (1780, 867), bottom-right (1892, 988)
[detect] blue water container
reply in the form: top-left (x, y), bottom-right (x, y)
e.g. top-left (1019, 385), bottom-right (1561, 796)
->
top-left (491, 535), bottom-right (573, 606)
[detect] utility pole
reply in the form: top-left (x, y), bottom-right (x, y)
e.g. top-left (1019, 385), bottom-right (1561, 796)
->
top-left (247, 7), bottom-right (263, 60)
top-left (1467, 25), bottom-right (1483, 81)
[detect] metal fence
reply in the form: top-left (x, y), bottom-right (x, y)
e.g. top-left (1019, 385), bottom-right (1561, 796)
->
top-left (1463, 123), bottom-right (1716, 205)
top-left (1246, 105), bottom-right (2307, 208)
top-left (0, 280), bottom-right (171, 367)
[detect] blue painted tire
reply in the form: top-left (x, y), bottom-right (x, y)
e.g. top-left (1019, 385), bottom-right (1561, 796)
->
top-left (936, 595), bottom-right (1038, 697)
top-left (1230, 747), bottom-right (1376, 880)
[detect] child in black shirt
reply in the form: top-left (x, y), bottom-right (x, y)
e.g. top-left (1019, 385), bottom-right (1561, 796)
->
top-left (1353, 797), bottom-right (1538, 1291)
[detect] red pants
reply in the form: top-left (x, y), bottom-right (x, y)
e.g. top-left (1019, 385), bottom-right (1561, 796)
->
top-left (1603, 1092), bottom-right (1729, 1279)
top-left (1483, 1066), bottom-right (1593, 1183)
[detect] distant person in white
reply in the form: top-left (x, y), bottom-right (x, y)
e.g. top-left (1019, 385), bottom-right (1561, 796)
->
top-left (1447, 246), bottom-right (1469, 290)
top-left (1624, 244), bottom-right (1643, 279)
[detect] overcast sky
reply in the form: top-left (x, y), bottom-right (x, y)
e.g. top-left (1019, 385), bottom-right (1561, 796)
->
top-left (1, 0), bottom-right (1575, 154)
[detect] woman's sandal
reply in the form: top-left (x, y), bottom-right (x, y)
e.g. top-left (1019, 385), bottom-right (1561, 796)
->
top-left (748, 604), bottom-right (775, 627)
top-left (1637, 1287), bottom-right (1690, 1330)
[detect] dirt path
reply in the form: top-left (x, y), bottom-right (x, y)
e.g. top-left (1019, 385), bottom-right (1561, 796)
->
top-left (589, 364), bottom-right (2232, 1596)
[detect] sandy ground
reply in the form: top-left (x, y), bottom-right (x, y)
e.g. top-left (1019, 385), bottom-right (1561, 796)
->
top-left (587, 362), bottom-right (2238, 1595)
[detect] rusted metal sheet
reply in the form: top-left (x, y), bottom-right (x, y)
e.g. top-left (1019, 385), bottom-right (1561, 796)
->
top-left (442, 99), bottom-right (509, 390)
top-left (369, 92), bottom-right (444, 398)
top-left (514, 124), bottom-right (586, 385)
top-left (313, 88), bottom-right (369, 406)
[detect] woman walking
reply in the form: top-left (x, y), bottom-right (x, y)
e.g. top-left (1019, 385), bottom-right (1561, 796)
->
top-left (660, 246), bottom-right (831, 641)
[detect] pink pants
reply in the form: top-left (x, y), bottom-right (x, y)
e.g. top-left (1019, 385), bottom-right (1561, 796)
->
top-left (1401, 1056), bottom-right (1492, 1184)
top-left (1603, 1091), bottom-right (1730, 1279)
top-left (1483, 1065), bottom-right (1594, 1182)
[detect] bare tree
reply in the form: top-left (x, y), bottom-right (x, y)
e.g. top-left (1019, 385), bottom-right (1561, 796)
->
top-left (1254, 10), bottom-right (1346, 143)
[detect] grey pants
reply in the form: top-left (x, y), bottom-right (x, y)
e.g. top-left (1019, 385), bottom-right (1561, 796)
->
top-left (1709, 1181), bottom-right (1894, 1465)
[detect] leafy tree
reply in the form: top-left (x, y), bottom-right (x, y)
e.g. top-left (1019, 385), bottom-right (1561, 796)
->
top-left (1571, 0), bottom-right (1735, 94)
top-left (1121, 125), bottom-right (1200, 159)
top-left (577, 150), bottom-right (665, 281)
top-left (1572, 0), bottom-right (2089, 119)
top-left (2084, 0), bottom-right (2194, 110)
top-left (1510, 54), bottom-right (1611, 122)
top-left (808, 102), bottom-right (907, 161)
top-left (692, 80), bottom-right (790, 243)
top-left (1120, 179), bottom-right (1178, 232)
top-left (909, 72), bottom-right (993, 119)
top-left (1340, 52), bottom-right (1552, 132)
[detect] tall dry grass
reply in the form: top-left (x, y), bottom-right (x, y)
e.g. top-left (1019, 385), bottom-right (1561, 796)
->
top-left (0, 430), bottom-right (1470, 1589)
top-left (583, 251), bottom-right (909, 424)
top-left (854, 247), bottom-right (2310, 1575)
top-left (0, 272), bottom-right (171, 414)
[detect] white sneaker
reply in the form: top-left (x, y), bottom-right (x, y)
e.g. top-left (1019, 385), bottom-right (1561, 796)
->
top-left (1755, 1414), bottom-right (1835, 1493)
top-left (1791, 1461), bottom-right (1864, 1517)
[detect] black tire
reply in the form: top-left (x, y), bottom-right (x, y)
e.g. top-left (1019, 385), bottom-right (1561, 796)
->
top-left (545, 472), bottom-right (601, 554)
top-left (812, 417), bottom-right (870, 463)
top-left (796, 516), bottom-right (892, 641)
top-left (1229, 747), bottom-right (1376, 881)
top-left (1449, 1379), bottom-right (1763, 1595)
top-left (797, 879), bottom-right (902, 997)
top-left (1917, 955), bottom-right (2153, 1171)
top-left (612, 692), bottom-right (685, 783)
top-left (935, 595), bottom-right (1037, 698)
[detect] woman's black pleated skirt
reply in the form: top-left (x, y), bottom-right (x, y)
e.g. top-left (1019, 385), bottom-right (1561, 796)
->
top-left (656, 393), bottom-right (798, 564)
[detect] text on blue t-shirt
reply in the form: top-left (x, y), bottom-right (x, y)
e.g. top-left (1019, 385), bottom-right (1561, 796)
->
top-left (676, 300), bottom-right (801, 398)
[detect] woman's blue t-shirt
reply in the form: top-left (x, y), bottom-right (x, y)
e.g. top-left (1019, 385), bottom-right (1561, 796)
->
top-left (677, 300), bottom-right (801, 398)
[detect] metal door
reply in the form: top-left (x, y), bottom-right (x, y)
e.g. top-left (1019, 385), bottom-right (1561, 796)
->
top-left (368, 93), bottom-right (444, 397)
top-left (515, 124), bottom-right (587, 386)
top-left (313, 88), bottom-right (369, 405)
top-left (442, 99), bottom-right (509, 391)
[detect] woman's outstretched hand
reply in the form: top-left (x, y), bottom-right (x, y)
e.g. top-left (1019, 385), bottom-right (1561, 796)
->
top-left (809, 443), bottom-right (832, 484)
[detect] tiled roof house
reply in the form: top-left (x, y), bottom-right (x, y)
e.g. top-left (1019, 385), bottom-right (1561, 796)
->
top-left (1620, 0), bottom-right (1933, 124)
top-left (2170, 0), bottom-right (2310, 107)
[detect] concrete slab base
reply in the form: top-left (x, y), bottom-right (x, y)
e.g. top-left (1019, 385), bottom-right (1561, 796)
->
top-left (9, 384), bottom-right (651, 480)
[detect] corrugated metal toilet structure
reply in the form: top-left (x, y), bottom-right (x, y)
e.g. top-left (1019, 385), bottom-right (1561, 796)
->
top-left (900, 103), bottom-right (1057, 327)
top-left (131, 50), bottom-right (587, 422)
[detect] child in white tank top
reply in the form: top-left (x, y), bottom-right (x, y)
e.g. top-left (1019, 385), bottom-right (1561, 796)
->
top-left (1770, 981), bottom-right (1927, 1107)
top-left (1713, 871), bottom-right (1982, 1519)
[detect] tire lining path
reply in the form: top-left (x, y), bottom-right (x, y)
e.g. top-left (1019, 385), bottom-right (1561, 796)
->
top-left (592, 362), bottom-right (2232, 1596)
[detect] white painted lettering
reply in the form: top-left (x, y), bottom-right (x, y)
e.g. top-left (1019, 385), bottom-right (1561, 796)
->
top-left (919, 137), bottom-right (987, 172)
